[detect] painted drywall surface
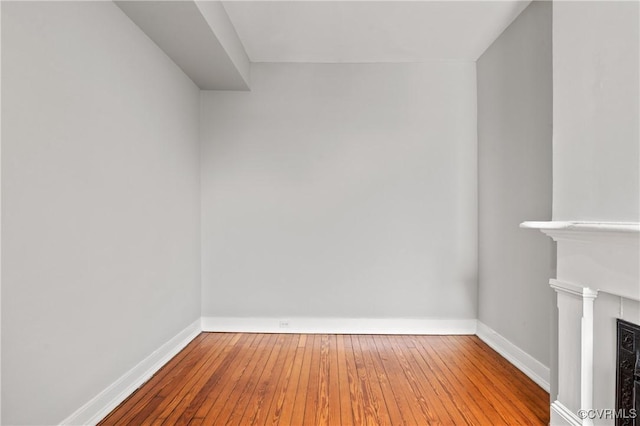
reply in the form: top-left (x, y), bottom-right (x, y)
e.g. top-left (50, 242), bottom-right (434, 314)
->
top-left (553, 1), bottom-right (639, 222)
top-left (114, 1), bottom-right (250, 90)
top-left (2, 2), bottom-right (200, 424)
top-left (552, 1), bottom-right (640, 416)
top-left (477, 1), bottom-right (553, 368)
top-left (200, 62), bottom-right (478, 320)
top-left (222, 1), bottom-right (532, 63)
top-left (196, 1), bottom-right (250, 86)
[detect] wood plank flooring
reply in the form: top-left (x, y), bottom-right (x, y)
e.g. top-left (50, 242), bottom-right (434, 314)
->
top-left (99, 333), bottom-right (549, 426)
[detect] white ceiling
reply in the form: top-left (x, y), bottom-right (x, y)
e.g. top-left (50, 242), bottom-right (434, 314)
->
top-left (222, 1), bottom-right (531, 63)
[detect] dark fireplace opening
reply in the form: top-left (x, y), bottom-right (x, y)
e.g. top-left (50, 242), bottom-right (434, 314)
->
top-left (616, 319), bottom-right (640, 426)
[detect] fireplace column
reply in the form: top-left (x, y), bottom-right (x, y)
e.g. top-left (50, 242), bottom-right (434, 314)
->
top-left (551, 279), bottom-right (598, 425)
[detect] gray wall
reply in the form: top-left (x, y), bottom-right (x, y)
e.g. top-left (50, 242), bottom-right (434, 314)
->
top-left (1, 2), bottom-right (201, 424)
top-left (552, 1), bottom-right (639, 222)
top-left (200, 63), bottom-right (478, 320)
top-left (552, 0), bottom-right (640, 415)
top-left (477, 0), bottom-right (553, 369)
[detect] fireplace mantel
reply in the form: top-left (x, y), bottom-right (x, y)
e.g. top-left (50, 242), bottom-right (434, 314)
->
top-left (522, 221), bottom-right (639, 243)
top-left (522, 221), bottom-right (640, 426)
top-left (521, 221), bottom-right (640, 302)
top-left (521, 221), bottom-right (640, 232)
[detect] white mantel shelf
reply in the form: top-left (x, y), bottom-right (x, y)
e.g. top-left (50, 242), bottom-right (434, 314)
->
top-left (521, 221), bottom-right (640, 245)
top-left (521, 221), bottom-right (640, 233)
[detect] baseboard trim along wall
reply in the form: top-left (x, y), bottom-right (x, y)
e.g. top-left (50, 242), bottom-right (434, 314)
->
top-left (59, 319), bottom-right (201, 426)
top-left (476, 321), bottom-right (550, 392)
top-left (59, 318), bottom-right (551, 425)
top-left (550, 400), bottom-right (582, 426)
top-left (200, 317), bottom-right (478, 335)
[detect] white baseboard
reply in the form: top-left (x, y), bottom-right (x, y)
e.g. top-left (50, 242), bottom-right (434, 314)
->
top-left (550, 400), bottom-right (582, 426)
top-left (476, 321), bottom-right (550, 392)
top-left (201, 316), bottom-right (477, 335)
top-left (57, 318), bottom-right (550, 425)
top-left (59, 319), bottom-right (201, 426)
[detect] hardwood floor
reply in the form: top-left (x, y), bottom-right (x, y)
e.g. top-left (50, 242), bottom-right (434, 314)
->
top-left (99, 333), bottom-right (549, 425)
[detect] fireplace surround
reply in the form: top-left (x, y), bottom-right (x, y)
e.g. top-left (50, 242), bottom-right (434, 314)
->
top-left (522, 221), bottom-right (640, 426)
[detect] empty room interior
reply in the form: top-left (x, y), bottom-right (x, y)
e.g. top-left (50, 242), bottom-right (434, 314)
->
top-left (1, 0), bottom-right (639, 425)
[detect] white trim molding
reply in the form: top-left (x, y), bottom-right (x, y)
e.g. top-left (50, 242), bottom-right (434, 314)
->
top-left (551, 400), bottom-right (582, 426)
top-left (201, 317), bottom-right (478, 335)
top-left (521, 221), bottom-right (640, 238)
top-left (549, 279), bottom-right (598, 300)
top-left (60, 320), bottom-right (201, 426)
top-left (476, 321), bottom-right (550, 392)
top-left (552, 279), bottom-right (598, 425)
